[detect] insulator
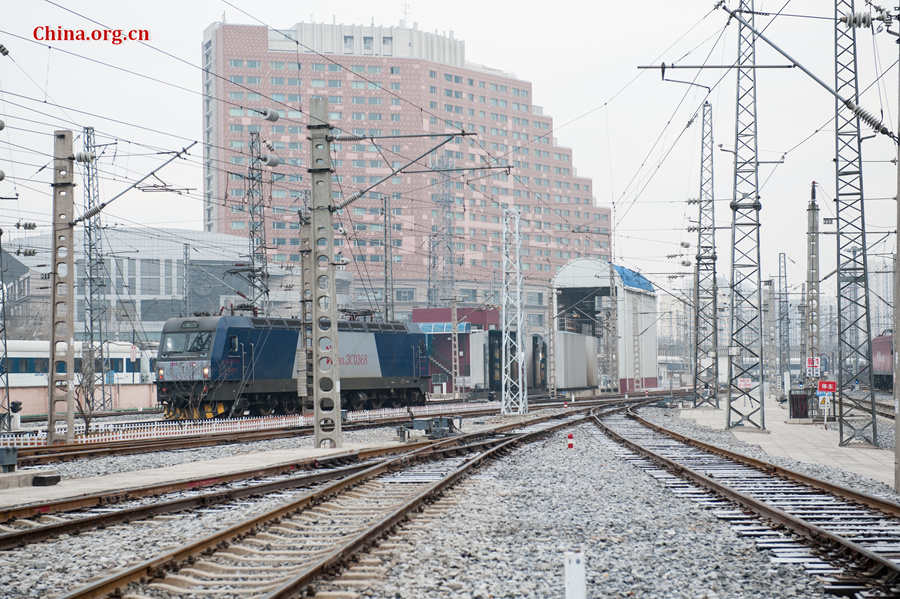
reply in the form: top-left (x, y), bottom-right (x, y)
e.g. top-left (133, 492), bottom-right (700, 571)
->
top-left (810, 181), bottom-right (816, 200)
top-left (261, 108), bottom-right (279, 122)
top-left (23, 249), bottom-right (36, 256)
top-left (840, 12), bottom-right (873, 28)
top-left (0, 119), bottom-right (5, 131)
top-left (0, 45), bottom-right (8, 57)
top-left (680, 260), bottom-right (692, 267)
top-left (846, 100), bottom-right (891, 136)
top-left (0, 169), bottom-right (4, 182)
top-left (680, 241), bottom-right (690, 248)
top-left (261, 154), bottom-right (280, 167)
top-left (75, 151), bottom-right (95, 163)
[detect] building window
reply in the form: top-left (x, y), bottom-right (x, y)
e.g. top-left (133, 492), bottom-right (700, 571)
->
top-left (383, 37), bottom-right (393, 55)
top-left (229, 59), bottom-right (243, 67)
top-left (343, 35), bottom-right (353, 52)
top-left (311, 79), bottom-right (326, 87)
top-left (395, 288), bottom-right (414, 302)
top-left (527, 313), bottom-right (544, 327)
top-left (363, 36), bottom-right (373, 52)
top-left (246, 60), bottom-right (260, 68)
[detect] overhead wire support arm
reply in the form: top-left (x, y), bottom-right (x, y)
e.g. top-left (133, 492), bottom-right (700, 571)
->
top-left (719, 4), bottom-right (899, 143)
top-left (332, 133), bottom-right (473, 211)
top-left (70, 141), bottom-right (197, 226)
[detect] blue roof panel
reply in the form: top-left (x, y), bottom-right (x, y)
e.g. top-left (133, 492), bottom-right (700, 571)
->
top-left (417, 322), bottom-right (472, 334)
top-left (613, 264), bottom-right (655, 293)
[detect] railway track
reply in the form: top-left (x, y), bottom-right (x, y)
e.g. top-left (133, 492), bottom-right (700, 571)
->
top-left (12, 390), bottom-right (687, 466)
top-left (0, 399), bottom-right (663, 551)
top-left (55, 403), bottom-right (636, 598)
top-left (875, 401), bottom-right (895, 420)
top-left (595, 410), bottom-right (900, 596)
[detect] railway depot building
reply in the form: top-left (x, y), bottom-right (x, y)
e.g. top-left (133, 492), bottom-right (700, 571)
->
top-left (202, 20), bottom-right (612, 320)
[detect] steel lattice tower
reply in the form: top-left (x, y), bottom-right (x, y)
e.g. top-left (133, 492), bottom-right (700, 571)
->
top-left (81, 127), bottom-right (111, 412)
top-left (382, 193), bottom-right (395, 322)
top-left (429, 156), bottom-right (455, 305)
top-left (727, 0), bottom-right (765, 429)
top-left (693, 101), bottom-right (719, 408)
top-left (501, 207), bottom-right (526, 415)
top-left (834, 0), bottom-right (877, 445)
top-left (777, 252), bottom-right (790, 394)
top-left (247, 132), bottom-right (269, 314)
top-left (762, 279), bottom-right (778, 393)
top-left (632, 302), bottom-right (642, 391)
top-left (806, 182), bottom-right (820, 389)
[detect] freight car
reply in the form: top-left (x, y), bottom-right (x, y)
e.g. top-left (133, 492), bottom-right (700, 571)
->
top-left (156, 316), bottom-right (429, 419)
top-left (873, 330), bottom-right (893, 391)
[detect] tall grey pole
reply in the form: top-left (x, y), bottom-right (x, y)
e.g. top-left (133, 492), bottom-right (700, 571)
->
top-left (893, 34), bottom-right (899, 491)
top-left (48, 130), bottom-right (76, 444)
top-left (307, 99), bottom-right (341, 448)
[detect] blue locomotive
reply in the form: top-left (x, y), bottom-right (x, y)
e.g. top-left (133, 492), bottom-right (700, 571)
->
top-left (156, 316), bottom-right (429, 419)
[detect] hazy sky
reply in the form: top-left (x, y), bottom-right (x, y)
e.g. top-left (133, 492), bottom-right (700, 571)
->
top-left (1, 0), bottom-right (897, 305)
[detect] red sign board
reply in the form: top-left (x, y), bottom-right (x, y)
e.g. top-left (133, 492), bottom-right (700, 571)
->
top-left (806, 357), bottom-right (820, 368)
top-left (818, 380), bottom-right (837, 393)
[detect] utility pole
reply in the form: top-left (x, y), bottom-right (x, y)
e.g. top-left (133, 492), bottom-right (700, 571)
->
top-left (80, 126), bottom-right (110, 412)
top-left (894, 9), bottom-right (900, 491)
top-left (501, 207), bottom-right (526, 415)
top-left (548, 288), bottom-right (557, 398)
top-left (807, 182), bottom-right (820, 392)
top-left (833, 0), bottom-right (878, 446)
top-left (0, 229), bottom-right (9, 431)
top-left (605, 260), bottom-right (620, 392)
top-left (307, 99), bottom-right (341, 448)
top-left (692, 101), bottom-right (719, 408)
top-left (382, 193), bottom-right (394, 322)
top-left (48, 130), bottom-right (76, 444)
top-left (778, 252), bottom-right (790, 396)
top-left (182, 243), bottom-right (191, 317)
top-left (799, 283), bottom-right (807, 385)
top-left (726, 0), bottom-right (765, 430)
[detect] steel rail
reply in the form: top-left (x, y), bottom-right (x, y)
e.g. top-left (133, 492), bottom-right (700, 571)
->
top-left (263, 414), bottom-right (588, 599)
top-left (593, 414), bottom-right (900, 586)
top-left (0, 444), bottom-right (420, 522)
top-left (626, 411), bottom-right (900, 518)
top-left (1, 402), bottom-right (619, 541)
top-left (15, 390), bottom-right (688, 465)
top-left (0, 433), bottom-right (537, 551)
top-left (59, 402), bottom-right (642, 598)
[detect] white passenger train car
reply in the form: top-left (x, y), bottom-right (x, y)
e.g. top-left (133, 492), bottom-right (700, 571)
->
top-left (4, 340), bottom-right (156, 387)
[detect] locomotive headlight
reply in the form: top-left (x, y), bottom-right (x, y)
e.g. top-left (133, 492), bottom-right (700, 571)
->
top-left (157, 368), bottom-right (164, 380)
top-left (202, 366), bottom-right (210, 378)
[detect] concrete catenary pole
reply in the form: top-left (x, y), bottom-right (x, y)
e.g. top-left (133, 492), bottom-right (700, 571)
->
top-left (48, 130), bottom-right (76, 444)
top-left (307, 99), bottom-right (342, 448)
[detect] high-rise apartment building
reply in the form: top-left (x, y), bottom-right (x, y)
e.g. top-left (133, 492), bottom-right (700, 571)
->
top-left (202, 21), bottom-right (611, 323)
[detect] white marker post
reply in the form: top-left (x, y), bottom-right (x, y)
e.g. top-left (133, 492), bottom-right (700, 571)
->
top-left (564, 551), bottom-right (586, 599)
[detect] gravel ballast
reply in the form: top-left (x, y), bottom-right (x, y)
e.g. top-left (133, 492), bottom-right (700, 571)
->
top-left (641, 406), bottom-right (900, 503)
top-left (32, 411), bottom-right (536, 480)
top-left (345, 423), bottom-right (824, 599)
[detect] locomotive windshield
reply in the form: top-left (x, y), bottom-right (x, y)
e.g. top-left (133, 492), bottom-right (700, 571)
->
top-left (160, 331), bottom-right (214, 358)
